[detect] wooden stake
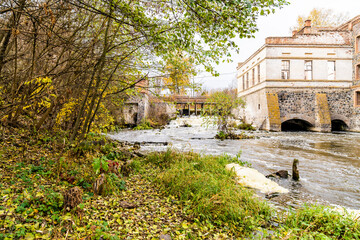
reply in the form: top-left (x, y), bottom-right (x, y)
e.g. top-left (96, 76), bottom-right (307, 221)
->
top-left (292, 159), bottom-right (299, 181)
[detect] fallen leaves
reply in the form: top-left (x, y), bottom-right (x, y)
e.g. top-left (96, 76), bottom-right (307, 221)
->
top-left (0, 127), bottom-right (235, 239)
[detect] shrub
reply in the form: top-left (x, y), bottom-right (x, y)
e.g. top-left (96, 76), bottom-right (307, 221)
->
top-left (133, 119), bottom-right (153, 130)
top-left (145, 149), bottom-right (272, 233)
top-left (237, 122), bottom-right (256, 131)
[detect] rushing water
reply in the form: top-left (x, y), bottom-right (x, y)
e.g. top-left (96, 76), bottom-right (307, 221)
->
top-left (109, 116), bottom-right (360, 210)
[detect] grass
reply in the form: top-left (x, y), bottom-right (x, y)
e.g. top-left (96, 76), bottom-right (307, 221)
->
top-left (133, 118), bottom-right (153, 130)
top-left (144, 149), bottom-right (272, 234)
top-left (141, 149), bottom-right (360, 239)
top-left (1, 126), bottom-right (360, 239)
top-left (281, 205), bottom-right (360, 239)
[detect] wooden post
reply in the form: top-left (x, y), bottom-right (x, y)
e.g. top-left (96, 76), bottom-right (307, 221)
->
top-left (292, 159), bottom-right (299, 181)
top-left (195, 103), bottom-right (197, 115)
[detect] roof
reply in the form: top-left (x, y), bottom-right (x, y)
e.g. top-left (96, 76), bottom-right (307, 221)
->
top-left (335, 15), bottom-right (360, 31)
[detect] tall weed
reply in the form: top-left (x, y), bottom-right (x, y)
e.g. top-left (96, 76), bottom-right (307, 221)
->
top-left (145, 149), bottom-right (272, 233)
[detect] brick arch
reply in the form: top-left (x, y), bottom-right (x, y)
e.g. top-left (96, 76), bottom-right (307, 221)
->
top-left (281, 114), bottom-right (315, 127)
top-left (330, 114), bottom-right (350, 127)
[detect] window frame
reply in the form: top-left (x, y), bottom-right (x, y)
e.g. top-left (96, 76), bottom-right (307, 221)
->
top-left (242, 75), bottom-right (245, 90)
top-left (252, 68), bottom-right (255, 86)
top-left (246, 72), bottom-right (249, 89)
top-left (281, 60), bottom-right (290, 80)
top-left (327, 61), bottom-right (336, 80)
top-left (355, 91), bottom-right (360, 107)
top-left (356, 64), bottom-right (360, 80)
top-left (356, 35), bottom-right (360, 53)
top-left (257, 64), bottom-right (261, 83)
top-left (304, 60), bottom-right (313, 80)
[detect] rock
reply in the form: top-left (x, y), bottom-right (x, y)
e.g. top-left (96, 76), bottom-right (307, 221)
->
top-left (133, 151), bottom-right (145, 157)
top-left (265, 192), bottom-right (280, 199)
top-left (266, 170), bottom-right (288, 179)
top-left (276, 170), bottom-right (289, 178)
top-left (63, 186), bottom-right (83, 210)
top-left (133, 142), bottom-right (141, 150)
top-left (159, 234), bottom-right (172, 240)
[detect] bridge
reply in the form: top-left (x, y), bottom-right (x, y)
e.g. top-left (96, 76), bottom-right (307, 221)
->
top-left (246, 91), bottom-right (351, 132)
top-left (161, 96), bottom-right (210, 116)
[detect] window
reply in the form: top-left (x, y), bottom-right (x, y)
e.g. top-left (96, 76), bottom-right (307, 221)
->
top-left (305, 60), bottom-right (313, 80)
top-left (281, 60), bottom-right (290, 79)
top-left (356, 36), bottom-right (360, 53)
top-left (356, 92), bottom-right (360, 106)
top-left (257, 65), bottom-right (261, 83)
top-left (327, 61), bottom-right (335, 80)
top-left (252, 68), bottom-right (255, 86)
top-left (356, 64), bottom-right (360, 80)
top-left (246, 72), bottom-right (249, 89)
top-left (242, 75), bottom-right (245, 90)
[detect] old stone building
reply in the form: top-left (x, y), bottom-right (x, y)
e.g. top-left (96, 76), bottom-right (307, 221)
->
top-left (237, 16), bottom-right (360, 132)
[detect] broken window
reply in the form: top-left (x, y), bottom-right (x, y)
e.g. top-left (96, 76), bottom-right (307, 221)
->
top-left (281, 60), bottom-right (290, 79)
top-left (305, 60), bottom-right (313, 80)
top-left (327, 61), bottom-right (335, 80)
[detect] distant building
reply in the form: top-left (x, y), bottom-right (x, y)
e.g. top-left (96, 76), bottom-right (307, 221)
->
top-left (237, 16), bottom-right (360, 132)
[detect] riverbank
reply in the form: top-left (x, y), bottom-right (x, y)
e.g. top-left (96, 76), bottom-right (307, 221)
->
top-left (109, 120), bottom-right (360, 210)
top-left (1, 127), bottom-right (359, 239)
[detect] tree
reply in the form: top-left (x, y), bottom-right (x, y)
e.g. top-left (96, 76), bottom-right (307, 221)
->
top-left (162, 53), bottom-right (196, 95)
top-left (0, 0), bottom-right (287, 140)
top-left (293, 8), bottom-right (349, 30)
top-left (202, 90), bottom-right (245, 139)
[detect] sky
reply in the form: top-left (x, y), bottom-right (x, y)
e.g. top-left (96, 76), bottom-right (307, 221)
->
top-left (197, 0), bottom-right (360, 90)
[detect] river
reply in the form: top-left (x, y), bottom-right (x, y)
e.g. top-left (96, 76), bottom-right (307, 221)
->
top-left (108, 116), bottom-right (360, 210)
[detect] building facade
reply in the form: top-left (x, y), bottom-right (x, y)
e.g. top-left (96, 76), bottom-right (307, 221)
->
top-left (237, 16), bottom-right (360, 132)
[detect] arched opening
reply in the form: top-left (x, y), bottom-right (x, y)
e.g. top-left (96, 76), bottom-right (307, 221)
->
top-left (281, 119), bottom-right (313, 131)
top-left (331, 120), bottom-right (348, 131)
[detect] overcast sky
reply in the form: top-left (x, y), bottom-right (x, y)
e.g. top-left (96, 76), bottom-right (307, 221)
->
top-left (197, 0), bottom-right (360, 90)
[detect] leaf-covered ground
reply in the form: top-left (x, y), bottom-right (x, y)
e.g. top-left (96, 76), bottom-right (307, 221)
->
top-left (0, 128), bottom-right (235, 239)
top-left (1, 126), bottom-right (359, 239)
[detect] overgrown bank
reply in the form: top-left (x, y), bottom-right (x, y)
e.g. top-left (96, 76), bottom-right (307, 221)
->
top-left (0, 127), bottom-right (359, 239)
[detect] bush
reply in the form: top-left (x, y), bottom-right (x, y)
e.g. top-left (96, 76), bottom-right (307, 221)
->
top-left (145, 149), bottom-right (272, 233)
top-left (237, 122), bottom-right (256, 131)
top-left (133, 119), bottom-right (153, 130)
top-left (215, 131), bottom-right (255, 140)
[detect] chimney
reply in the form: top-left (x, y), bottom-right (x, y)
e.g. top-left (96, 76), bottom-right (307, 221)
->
top-left (303, 19), bottom-right (312, 34)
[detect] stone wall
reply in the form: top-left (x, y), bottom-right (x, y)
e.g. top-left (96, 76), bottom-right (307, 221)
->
top-left (276, 90), bottom-right (315, 124)
top-left (122, 95), bottom-right (176, 126)
top-left (147, 101), bottom-right (176, 124)
top-left (239, 88), bottom-right (360, 132)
